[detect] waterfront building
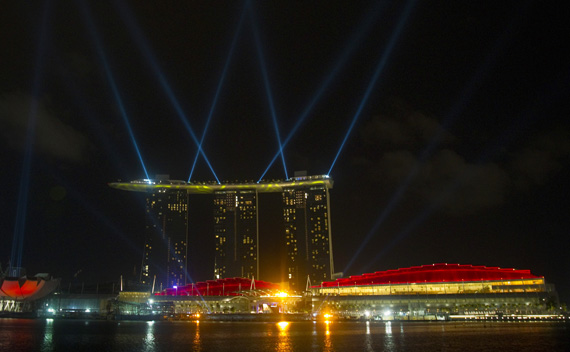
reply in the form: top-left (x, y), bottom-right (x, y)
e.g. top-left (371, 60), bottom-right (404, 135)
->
top-left (120, 263), bottom-right (563, 320)
top-left (33, 263), bottom-right (565, 321)
top-left (214, 190), bottom-right (258, 279)
top-left (310, 263), bottom-right (561, 320)
top-left (140, 175), bottom-right (188, 291)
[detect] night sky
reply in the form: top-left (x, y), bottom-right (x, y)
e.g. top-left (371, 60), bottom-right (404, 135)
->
top-left (1, 1), bottom-right (569, 302)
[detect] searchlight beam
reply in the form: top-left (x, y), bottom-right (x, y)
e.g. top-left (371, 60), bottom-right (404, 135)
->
top-left (113, 0), bottom-right (220, 183)
top-left (257, 1), bottom-right (388, 182)
top-left (249, 3), bottom-right (289, 179)
top-left (79, 0), bottom-right (150, 180)
top-left (11, 0), bottom-right (51, 272)
top-left (188, 3), bottom-right (247, 182)
top-left (328, 0), bottom-right (418, 177)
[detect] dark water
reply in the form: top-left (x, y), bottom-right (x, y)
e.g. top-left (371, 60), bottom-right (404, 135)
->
top-left (1, 318), bottom-right (568, 352)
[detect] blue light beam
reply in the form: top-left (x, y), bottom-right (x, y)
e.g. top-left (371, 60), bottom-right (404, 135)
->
top-left (11, 0), bottom-right (51, 273)
top-left (53, 55), bottom-right (131, 178)
top-left (51, 172), bottom-right (144, 257)
top-left (78, 0), bottom-right (150, 180)
top-left (359, 69), bottom-right (567, 274)
top-left (342, 164), bottom-right (420, 273)
top-left (113, 1), bottom-right (220, 183)
top-left (257, 1), bottom-right (387, 182)
top-left (187, 3), bottom-right (248, 182)
top-left (249, 3), bottom-right (288, 179)
top-left (327, 0), bottom-right (417, 177)
top-left (343, 1), bottom-right (533, 274)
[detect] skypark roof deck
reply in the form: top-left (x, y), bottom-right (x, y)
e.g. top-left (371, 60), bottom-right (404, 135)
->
top-left (109, 175), bottom-right (333, 194)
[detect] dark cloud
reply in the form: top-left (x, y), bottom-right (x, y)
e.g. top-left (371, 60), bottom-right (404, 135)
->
top-left (420, 150), bottom-right (509, 215)
top-left (360, 147), bottom-right (509, 215)
top-left (356, 101), bottom-right (567, 215)
top-left (509, 128), bottom-right (570, 191)
top-left (0, 93), bottom-right (90, 163)
top-left (362, 101), bottom-right (455, 150)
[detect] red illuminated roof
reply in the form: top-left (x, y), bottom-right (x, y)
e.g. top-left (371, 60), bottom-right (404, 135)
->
top-left (317, 264), bottom-right (543, 288)
top-left (156, 277), bottom-right (280, 296)
top-left (0, 275), bottom-right (60, 301)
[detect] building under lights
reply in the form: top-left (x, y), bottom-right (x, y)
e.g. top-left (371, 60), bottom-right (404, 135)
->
top-left (140, 175), bottom-right (188, 291)
top-left (1, 271), bottom-right (60, 314)
top-left (35, 263), bottom-right (564, 320)
top-left (213, 190), bottom-right (258, 279)
top-left (109, 173), bottom-right (334, 288)
top-left (283, 173), bottom-right (334, 291)
top-left (120, 277), bottom-right (283, 318)
top-left (309, 263), bottom-right (562, 319)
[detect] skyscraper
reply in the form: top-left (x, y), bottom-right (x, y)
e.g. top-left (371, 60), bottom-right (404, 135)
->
top-left (109, 174), bottom-right (333, 292)
top-left (283, 173), bottom-right (334, 290)
top-left (213, 190), bottom-right (258, 279)
top-left (140, 176), bottom-right (188, 291)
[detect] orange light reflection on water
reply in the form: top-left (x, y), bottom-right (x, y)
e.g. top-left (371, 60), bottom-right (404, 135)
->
top-left (276, 321), bottom-right (291, 352)
top-left (192, 319), bottom-right (201, 352)
top-left (324, 321), bottom-right (332, 351)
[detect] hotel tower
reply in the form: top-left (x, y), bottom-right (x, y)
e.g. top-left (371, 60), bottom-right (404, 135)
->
top-left (110, 173), bottom-right (334, 291)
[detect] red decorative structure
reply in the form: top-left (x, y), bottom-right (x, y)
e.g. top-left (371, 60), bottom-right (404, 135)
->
top-left (317, 263), bottom-right (543, 288)
top-left (156, 277), bottom-right (280, 296)
top-left (0, 274), bottom-right (60, 301)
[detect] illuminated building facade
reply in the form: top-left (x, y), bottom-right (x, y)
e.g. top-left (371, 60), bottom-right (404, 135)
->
top-left (310, 264), bottom-right (562, 319)
top-left (150, 277), bottom-right (281, 316)
top-left (0, 273), bottom-right (60, 314)
top-left (141, 176), bottom-right (188, 291)
top-left (283, 173), bottom-right (334, 290)
top-left (214, 190), bottom-right (258, 280)
top-left (110, 174), bottom-right (333, 289)
top-left (158, 277), bottom-right (279, 297)
top-left (39, 264), bottom-right (562, 320)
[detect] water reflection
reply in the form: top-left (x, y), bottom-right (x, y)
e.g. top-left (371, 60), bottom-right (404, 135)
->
top-left (276, 321), bottom-right (292, 352)
top-left (0, 318), bottom-right (38, 351)
top-left (384, 321), bottom-right (395, 352)
top-left (385, 321), bottom-right (392, 335)
top-left (192, 320), bottom-right (202, 352)
top-left (143, 321), bottom-right (156, 352)
top-left (323, 321), bottom-right (333, 352)
top-left (2, 319), bottom-right (569, 351)
top-left (364, 321), bottom-right (374, 352)
top-left (310, 321), bottom-right (318, 350)
top-left (41, 319), bottom-right (54, 352)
